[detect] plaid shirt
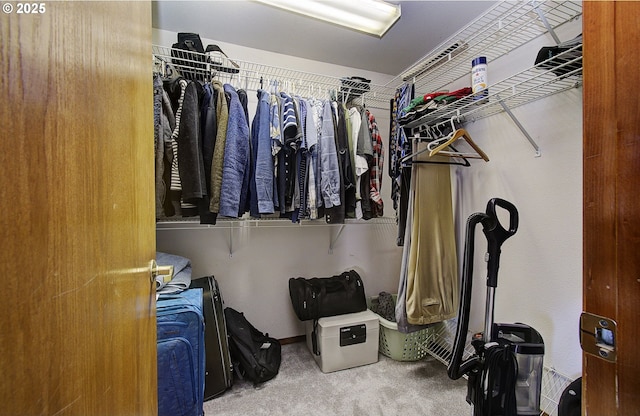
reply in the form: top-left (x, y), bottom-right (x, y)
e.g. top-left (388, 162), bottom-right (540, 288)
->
top-left (366, 110), bottom-right (384, 217)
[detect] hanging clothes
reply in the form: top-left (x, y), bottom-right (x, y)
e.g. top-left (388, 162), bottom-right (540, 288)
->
top-left (355, 105), bottom-right (373, 219)
top-left (153, 74), bottom-right (163, 212)
top-left (269, 90), bottom-right (283, 212)
top-left (390, 83), bottom-right (414, 244)
top-left (366, 108), bottom-right (384, 219)
top-left (199, 82), bottom-right (218, 224)
top-left (395, 160), bottom-right (428, 334)
top-left (278, 91), bottom-right (301, 215)
top-left (404, 155), bottom-right (459, 325)
top-left (325, 101), bottom-right (346, 224)
top-left (318, 99), bottom-right (341, 210)
top-left (162, 77), bottom-right (208, 217)
top-left (305, 98), bottom-right (321, 220)
top-left (154, 74), bottom-right (175, 218)
top-left (348, 106), bottom-right (366, 220)
top-left (250, 89), bottom-right (275, 217)
top-left (219, 84), bottom-right (250, 218)
top-left (152, 72), bottom-right (385, 227)
top-left (343, 102), bottom-right (357, 218)
top-left (337, 103), bottom-right (355, 219)
top-left (208, 80), bottom-right (229, 216)
top-left (292, 97), bottom-right (309, 223)
top-left (177, 80), bottom-right (207, 205)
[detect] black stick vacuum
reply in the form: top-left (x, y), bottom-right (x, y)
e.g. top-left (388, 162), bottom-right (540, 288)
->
top-left (448, 198), bottom-right (544, 416)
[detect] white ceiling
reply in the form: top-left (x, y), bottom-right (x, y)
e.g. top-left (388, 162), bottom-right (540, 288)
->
top-left (152, 1), bottom-right (496, 76)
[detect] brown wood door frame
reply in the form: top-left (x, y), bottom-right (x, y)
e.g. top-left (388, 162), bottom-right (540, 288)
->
top-left (583, 2), bottom-right (640, 415)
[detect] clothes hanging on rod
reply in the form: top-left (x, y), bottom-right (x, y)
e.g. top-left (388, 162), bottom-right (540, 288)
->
top-left (389, 83), bottom-right (414, 245)
top-left (395, 141), bottom-right (460, 329)
top-left (159, 75), bottom-right (208, 218)
top-left (390, 84), bottom-right (485, 328)
top-left (218, 84), bottom-right (251, 218)
top-left (395, 157), bottom-right (430, 334)
top-left (367, 108), bottom-right (384, 218)
top-left (154, 74), bottom-right (174, 218)
top-left (404, 152), bottom-right (459, 325)
top-left (153, 74), bottom-right (386, 225)
top-left (205, 81), bottom-right (228, 221)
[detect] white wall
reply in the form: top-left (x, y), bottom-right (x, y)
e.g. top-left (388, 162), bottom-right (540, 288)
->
top-left (154, 16), bottom-right (583, 380)
top-left (157, 222), bottom-right (403, 339)
top-left (448, 18), bottom-right (583, 380)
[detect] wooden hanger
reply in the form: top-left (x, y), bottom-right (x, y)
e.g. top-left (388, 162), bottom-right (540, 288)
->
top-left (408, 146), bottom-right (471, 167)
top-left (400, 135), bottom-right (472, 167)
top-left (427, 128), bottom-right (489, 162)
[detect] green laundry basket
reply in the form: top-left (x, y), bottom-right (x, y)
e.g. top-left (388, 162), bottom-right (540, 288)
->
top-left (367, 295), bottom-right (431, 362)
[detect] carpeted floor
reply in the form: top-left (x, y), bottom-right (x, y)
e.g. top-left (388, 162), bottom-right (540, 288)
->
top-left (204, 341), bottom-right (471, 416)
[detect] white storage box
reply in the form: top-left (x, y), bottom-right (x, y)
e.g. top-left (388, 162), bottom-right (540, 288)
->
top-left (305, 310), bottom-right (379, 373)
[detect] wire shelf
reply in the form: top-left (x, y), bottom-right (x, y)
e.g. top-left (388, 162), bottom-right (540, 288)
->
top-left (155, 216), bottom-right (397, 230)
top-left (393, 1), bottom-right (582, 153)
top-left (152, 45), bottom-right (396, 109)
top-left (398, 1), bottom-right (582, 94)
top-left (402, 44), bottom-right (582, 134)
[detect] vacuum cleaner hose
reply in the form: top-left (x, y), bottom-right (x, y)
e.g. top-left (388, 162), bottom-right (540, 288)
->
top-left (447, 212), bottom-right (488, 380)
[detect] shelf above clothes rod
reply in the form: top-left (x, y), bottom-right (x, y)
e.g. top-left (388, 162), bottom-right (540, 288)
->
top-left (391, 1), bottom-right (582, 157)
top-left (401, 44), bottom-right (582, 155)
top-left (152, 45), bottom-right (396, 110)
top-left (397, 1), bottom-right (582, 94)
top-left (403, 45), bottom-right (582, 130)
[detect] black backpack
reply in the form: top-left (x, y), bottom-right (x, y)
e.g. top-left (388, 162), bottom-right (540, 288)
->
top-left (224, 307), bottom-right (281, 384)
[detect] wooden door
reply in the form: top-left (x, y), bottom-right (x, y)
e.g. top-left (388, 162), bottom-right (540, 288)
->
top-left (583, 2), bottom-right (640, 415)
top-left (0, 2), bottom-right (157, 415)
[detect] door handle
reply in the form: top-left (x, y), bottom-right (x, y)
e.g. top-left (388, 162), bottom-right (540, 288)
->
top-left (149, 259), bottom-right (174, 286)
top-left (580, 312), bottom-right (616, 363)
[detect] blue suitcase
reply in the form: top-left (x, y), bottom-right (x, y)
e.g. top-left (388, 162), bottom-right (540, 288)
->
top-left (157, 289), bottom-right (205, 416)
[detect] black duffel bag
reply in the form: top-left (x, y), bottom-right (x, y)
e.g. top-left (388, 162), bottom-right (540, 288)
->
top-left (288, 270), bottom-right (367, 321)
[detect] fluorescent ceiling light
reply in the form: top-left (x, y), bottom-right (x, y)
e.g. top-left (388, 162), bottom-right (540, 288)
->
top-left (254, 0), bottom-right (401, 38)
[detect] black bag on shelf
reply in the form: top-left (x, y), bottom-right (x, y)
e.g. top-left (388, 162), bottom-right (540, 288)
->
top-left (224, 307), bottom-right (281, 384)
top-left (171, 33), bottom-right (240, 82)
top-left (534, 33), bottom-right (582, 77)
top-left (288, 270), bottom-right (367, 321)
top-left (171, 32), bottom-right (209, 82)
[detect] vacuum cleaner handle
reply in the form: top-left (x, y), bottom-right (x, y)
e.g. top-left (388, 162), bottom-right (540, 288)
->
top-left (483, 198), bottom-right (519, 288)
